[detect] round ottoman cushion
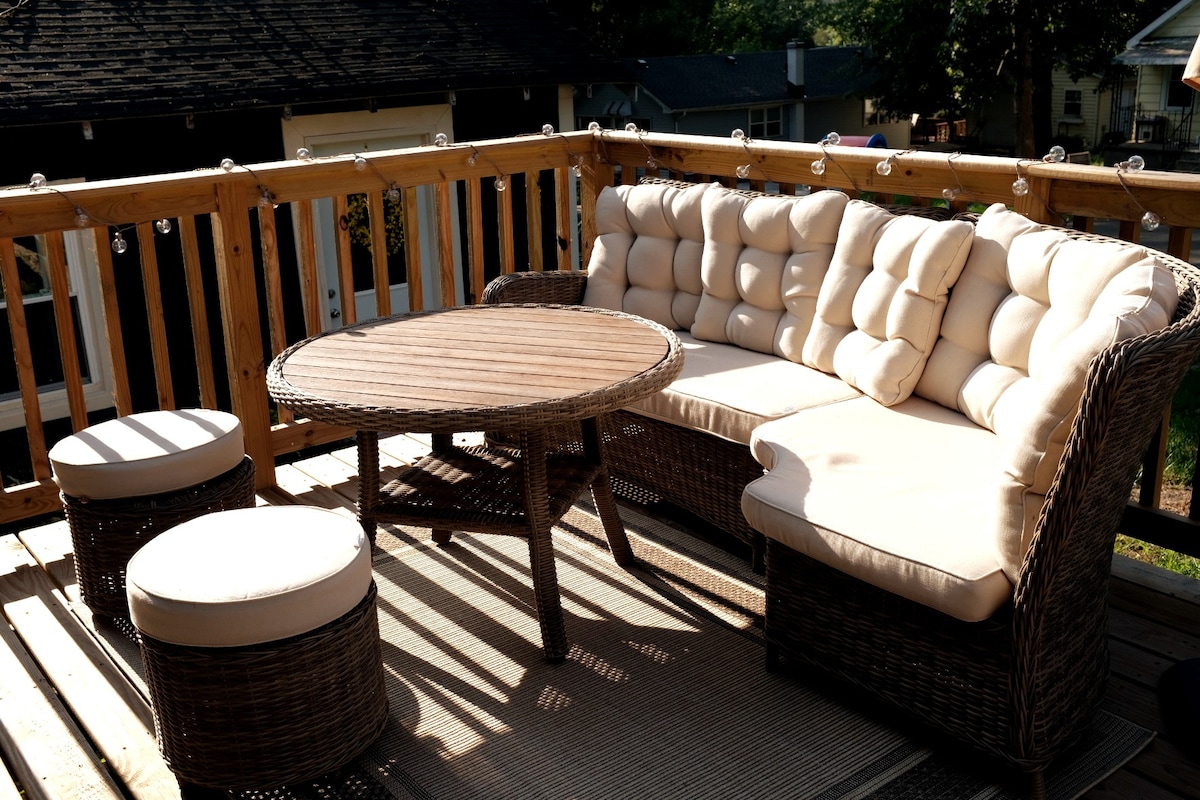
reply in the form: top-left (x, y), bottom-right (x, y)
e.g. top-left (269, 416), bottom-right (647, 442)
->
top-left (49, 409), bottom-right (245, 500)
top-left (127, 506), bottom-right (371, 646)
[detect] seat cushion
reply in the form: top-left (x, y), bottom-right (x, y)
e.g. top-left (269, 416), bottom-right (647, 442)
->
top-left (582, 181), bottom-right (710, 330)
top-left (743, 396), bottom-right (1012, 622)
top-left (126, 505), bottom-right (371, 647)
top-left (802, 200), bottom-right (974, 406)
top-left (915, 204), bottom-right (1180, 580)
top-left (49, 408), bottom-right (245, 500)
top-left (630, 332), bottom-right (862, 445)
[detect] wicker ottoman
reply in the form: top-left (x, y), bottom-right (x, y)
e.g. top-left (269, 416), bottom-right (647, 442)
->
top-left (126, 505), bottom-right (388, 792)
top-left (48, 408), bottom-right (255, 619)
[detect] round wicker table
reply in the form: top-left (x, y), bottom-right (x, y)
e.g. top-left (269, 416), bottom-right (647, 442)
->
top-left (267, 303), bottom-right (683, 662)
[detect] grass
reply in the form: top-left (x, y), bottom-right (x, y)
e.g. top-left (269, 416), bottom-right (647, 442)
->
top-left (1116, 365), bottom-right (1200, 578)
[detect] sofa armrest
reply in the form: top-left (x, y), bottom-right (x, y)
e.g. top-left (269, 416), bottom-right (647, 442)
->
top-left (481, 271), bottom-right (589, 305)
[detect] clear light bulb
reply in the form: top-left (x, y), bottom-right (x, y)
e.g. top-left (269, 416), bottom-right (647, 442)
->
top-left (466, 154), bottom-right (477, 166)
top-left (494, 177), bottom-right (507, 191)
top-left (220, 158), bottom-right (235, 172)
top-left (541, 123), bottom-right (554, 136)
top-left (258, 191), bottom-right (273, 209)
top-left (434, 133), bottom-right (448, 147)
top-left (155, 218), bottom-right (173, 234)
top-left (28, 172), bottom-right (46, 189)
top-left (296, 147), bottom-right (313, 161)
top-left (942, 188), bottom-right (959, 201)
top-left (1142, 211), bottom-right (1161, 231)
top-left (1043, 145), bottom-right (1066, 163)
top-left (624, 122), bottom-right (638, 132)
top-left (810, 158), bottom-right (826, 176)
top-left (75, 208), bottom-right (89, 228)
top-left (112, 233), bottom-right (128, 254)
top-left (647, 158), bottom-right (658, 169)
top-left (354, 155), bottom-right (367, 171)
top-left (572, 164), bottom-right (582, 178)
top-left (1128, 154), bottom-right (1146, 172)
top-left (1012, 177), bottom-right (1030, 196)
top-left (387, 186), bottom-right (400, 202)
top-left (587, 121), bottom-right (601, 133)
top-left (736, 164), bottom-right (751, 179)
top-left (731, 128), bottom-right (746, 141)
top-left (875, 159), bottom-right (892, 177)
top-left (824, 132), bottom-right (841, 146)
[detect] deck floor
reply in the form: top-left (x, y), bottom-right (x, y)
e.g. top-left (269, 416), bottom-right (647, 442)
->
top-left (0, 432), bottom-right (1197, 800)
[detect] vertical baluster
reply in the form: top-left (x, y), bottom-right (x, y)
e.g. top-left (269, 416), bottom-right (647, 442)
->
top-left (368, 190), bottom-right (391, 318)
top-left (497, 176), bottom-right (515, 275)
top-left (555, 167), bottom-right (573, 271)
top-left (402, 186), bottom-right (424, 311)
top-left (178, 216), bottom-right (218, 409)
top-left (526, 171), bottom-right (544, 271)
top-left (0, 237), bottom-right (50, 480)
top-left (43, 232), bottom-right (89, 431)
top-left (295, 199), bottom-right (323, 336)
top-left (92, 227), bottom-right (133, 416)
top-left (137, 221), bottom-right (175, 410)
top-left (257, 205), bottom-right (292, 423)
top-left (466, 178), bottom-right (486, 303)
top-left (435, 181), bottom-right (456, 307)
top-left (333, 194), bottom-right (356, 325)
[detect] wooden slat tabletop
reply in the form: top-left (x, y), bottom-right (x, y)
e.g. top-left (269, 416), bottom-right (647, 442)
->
top-left (268, 305), bottom-right (683, 433)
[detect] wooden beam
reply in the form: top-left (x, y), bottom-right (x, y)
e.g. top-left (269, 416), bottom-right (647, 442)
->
top-left (402, 186), bottom-right (424, 311)
top-left (368, 190), bottom-right (391, 318)
top-left (136, 221), bottom-right (175, 410)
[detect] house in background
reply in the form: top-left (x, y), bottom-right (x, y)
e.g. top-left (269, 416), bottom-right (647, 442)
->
top-left (0, 0), bottom-right (627, 448)
top-left (575, 43), bottom-right (910, 148)
top-left (1114, 0), bottom-right (1200, 168)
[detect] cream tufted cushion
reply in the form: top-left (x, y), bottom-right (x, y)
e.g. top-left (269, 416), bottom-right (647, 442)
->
top-left (127, 506), bottom-right (371, 647)
top-left (915, 204), bottom-right (1180, 581)
top-left (692, 186), bottom-right (848, 360)
top-left (49, 408), bottom-right (245, 500)
top-left (743, 396), bottom-right (1012, 622)
top-left (802, 200), bottom-right (974, 405)
top-left (582, 181), bottom-right (710, 329)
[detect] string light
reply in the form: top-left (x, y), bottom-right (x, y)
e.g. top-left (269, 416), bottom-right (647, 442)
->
top-left (1043, 145), bottom-right (1066, 163)
top-left (587, 121), bottom-right (601, 133)
top-left (220, 158), bottom-right (235, 172)
top-left (464, 146), bottom-right (508, 191)
top-left (27, 172), bottom-right (173, 254)
top-left (1115, 154), bottom-right (1161, 231)
top-left (875, 154), bottom-right (897, 176)
top-left (434, 133), bottom-right (449, 147)
top-left (624, 122), bottom-right (639, 133)
top-left (942, 152), bottom-right (973, 205)
top-left (354, 155), bottom-right (367, 171)
top-left (295, 147), bottom-right (313, 161)
top-left (541, 124), bottom-right (554, 136)
top-left (810, 131), bottom-right (840, 177)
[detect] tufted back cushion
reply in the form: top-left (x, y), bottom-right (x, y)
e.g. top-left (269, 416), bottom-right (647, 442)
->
top-left (802, 200), bottom-right (975, 405)
top-left (582, 182), bottom-right (710, 329)
top-left (915, 204), bottom-right (1180, 581)
top-left (692, 186), bottom-right (849, 361)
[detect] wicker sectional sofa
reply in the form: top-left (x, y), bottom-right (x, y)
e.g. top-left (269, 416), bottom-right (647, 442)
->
top-left (483, 178), bottom-right (1200, 790)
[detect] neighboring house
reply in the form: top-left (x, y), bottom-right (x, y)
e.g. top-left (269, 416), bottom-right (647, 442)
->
top-left (0, 0), bottom-right (628, 432)
top-left (574, 44), bottom-right (909, 148)
top-left (1114, 0), bottom-right (1200, 160)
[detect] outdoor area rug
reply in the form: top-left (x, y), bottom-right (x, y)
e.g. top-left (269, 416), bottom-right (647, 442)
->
top-left (231, 499), bottom-right (1152, 800)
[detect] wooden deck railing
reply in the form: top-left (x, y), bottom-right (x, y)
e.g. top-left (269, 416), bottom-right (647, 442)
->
top-left (1, 129), bottom-right (1198, 556)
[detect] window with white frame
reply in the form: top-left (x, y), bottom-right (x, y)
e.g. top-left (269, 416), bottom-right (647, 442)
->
top-left (0, 228), bottom-right (113, 430)
top-left (1063, 89), bottom-right (1083, 119)
top-left (749, 106), bottom-right (783, 139)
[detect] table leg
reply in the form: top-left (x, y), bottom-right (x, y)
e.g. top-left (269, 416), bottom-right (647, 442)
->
top-left (430, 432), bottom-right (454, 545)
top-left (582, 416), bottom-right (634, 566)
top-left (520, 428), bottom-right (569, 663)
top-left (356, 430), bottom-right (380, 545)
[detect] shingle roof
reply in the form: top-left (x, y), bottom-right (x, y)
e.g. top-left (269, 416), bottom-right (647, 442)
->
top-left (0, 0), bottom-right (628, 125)
top-left (622, 47), bottom-right (870, 112)
top-left (624, 52), bottom-right (790, 112)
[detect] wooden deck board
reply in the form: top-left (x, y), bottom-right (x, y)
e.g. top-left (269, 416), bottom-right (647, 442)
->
top-left (0, 437), bottom-right (1195, 800)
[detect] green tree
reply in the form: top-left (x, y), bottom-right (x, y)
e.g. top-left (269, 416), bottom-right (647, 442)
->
top-left (817, 0), bottom-right (1171, 156)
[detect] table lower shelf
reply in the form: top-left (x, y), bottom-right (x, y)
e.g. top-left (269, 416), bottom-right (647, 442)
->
top-left (370, 445), bottom-right (603, 535)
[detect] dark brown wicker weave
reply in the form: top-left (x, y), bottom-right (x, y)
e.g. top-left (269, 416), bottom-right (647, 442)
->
top-left (762, 242), bottom-right (1200, 795)
top-left (63, 455), bottom-right (256, 619)
top-left (139, 581), bottom-right (388, 792)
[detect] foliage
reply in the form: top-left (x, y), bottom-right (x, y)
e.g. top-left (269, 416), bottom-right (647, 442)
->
top-left (548, 0), bottom-right (820, 56)
top-left (812, 0), bottom-right (1173, 155)
top-left (344, 193), bottom-right (405, 256)
top-left (1165, 364), bottom-right (1200, 486)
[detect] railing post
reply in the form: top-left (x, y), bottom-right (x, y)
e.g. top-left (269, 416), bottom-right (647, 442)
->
top-left (212, 183), bottom-right (275, 490)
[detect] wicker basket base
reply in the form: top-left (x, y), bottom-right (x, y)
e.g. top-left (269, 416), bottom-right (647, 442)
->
top-left (64, 456), bottom-right (256, 619)
top-left (139, 582), bottom-right (388, 791)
